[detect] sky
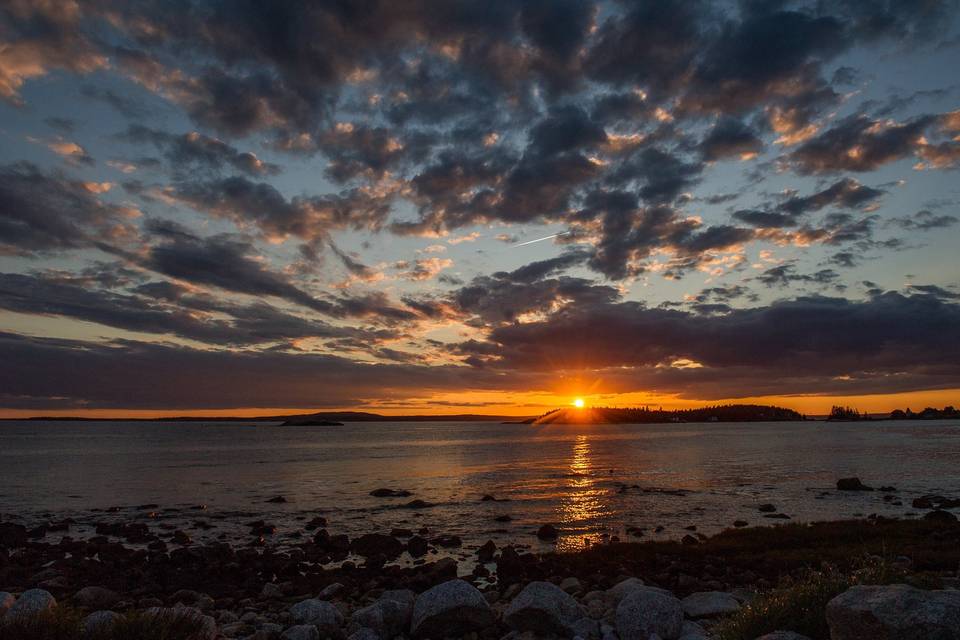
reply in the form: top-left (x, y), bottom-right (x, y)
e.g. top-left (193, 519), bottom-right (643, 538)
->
top-left (1, 0), bottom-right (959, 417)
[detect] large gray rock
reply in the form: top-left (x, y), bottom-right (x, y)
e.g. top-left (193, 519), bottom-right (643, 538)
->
top-left (608, 578), bottom-right (646, 603)
top-left (826, 584), bottom-right (960, 640)
top-left (410, 579), bottom-right (494, 638)
top-left (74, 586), bottom-right (120, 609)
top-left (83, 610), bottom-right (121, 634)
top-left (283, 625), bottom-right (321, 640)
top-left (681, 591), bottom-right (740, 618)
top-left (678, 620), bottom-right (710, 638)
top-left (351, 590), bottom-right (415, 639)
top-left (0, 592), bottom-right (14, 617)
top-left (348, 630), bottom-right (380, 640)
top-left (505, 581), bottom-right (583, 637)
top-left (289, 599), bottom-right (345, 639)
top-left (755, 633), bottom-right (813, 640)
top-left (7, 589), bottom-right (57, 619)
top-left (615, 588), bottom-right (683, 640)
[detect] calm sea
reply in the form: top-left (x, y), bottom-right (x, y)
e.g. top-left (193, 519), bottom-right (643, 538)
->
top-left (1, 419), bottom-right (958, 556)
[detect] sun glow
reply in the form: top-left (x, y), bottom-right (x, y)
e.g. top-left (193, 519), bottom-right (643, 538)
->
top-left (573, 398), bottom-right (585, 408)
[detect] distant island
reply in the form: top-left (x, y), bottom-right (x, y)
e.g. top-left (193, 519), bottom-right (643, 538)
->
top-left (524, 404), bottom-right (805, 425)
top-left (827, 404), bottom-right (960, 421)
top-left (17, 411), bottom-right (531, 423)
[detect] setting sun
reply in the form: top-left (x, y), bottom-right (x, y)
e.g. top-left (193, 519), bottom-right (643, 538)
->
top-left (573, 398), bottom-right (585, 408)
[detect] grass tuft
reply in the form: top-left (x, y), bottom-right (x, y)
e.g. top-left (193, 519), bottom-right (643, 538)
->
top-left (0, 606), bottom-right (210, 640)
top-left (712, 554), bottom-right (942, 640)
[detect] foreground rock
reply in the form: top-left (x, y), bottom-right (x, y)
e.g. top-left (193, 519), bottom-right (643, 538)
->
top-left (73, 585), bottom-right (120, 609)
top-left (616, 586), bottom-right (683, 640)
top-left (6, 588), bottom-right (57, 619)
top-left (826, 583), bottom-right (960, 640)
top-left (83, 610), bottom-right (122, 634)
top-left (505, 580), bottom-right (583, 637)
top-left (0, 592), bottom-right (14, 617)
top-left (410, 579), bottom-right (494, 638)
top-left (283, 625), bottom-right (320, 640)
top-left (290, 598), bottom-right (345, 639)
top-left (680, 591), bottom-right (740, 618)
top-left (756, 633), bottom-right (813, 640)
top-left (351, 589), bottom-right (415, 639)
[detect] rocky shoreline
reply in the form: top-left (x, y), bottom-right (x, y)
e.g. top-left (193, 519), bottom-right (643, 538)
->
top-left (3, 509), bottom-right (960, 639)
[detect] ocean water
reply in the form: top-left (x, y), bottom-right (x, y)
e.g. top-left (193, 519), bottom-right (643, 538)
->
top-left (1, 419), bottom-right (959, 556)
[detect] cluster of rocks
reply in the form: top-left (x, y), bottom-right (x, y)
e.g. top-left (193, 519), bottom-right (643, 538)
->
top-left (5, 577), bottom-right (960, 639)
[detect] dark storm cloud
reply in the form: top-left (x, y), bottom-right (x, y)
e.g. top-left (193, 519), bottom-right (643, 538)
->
top-left (0, 162), bottom-right (136, 255)
top-left (120, 125), bottom-right (280, 176)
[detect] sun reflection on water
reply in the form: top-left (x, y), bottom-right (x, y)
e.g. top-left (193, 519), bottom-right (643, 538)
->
top-left (556, 434), bottom-right (611, 551)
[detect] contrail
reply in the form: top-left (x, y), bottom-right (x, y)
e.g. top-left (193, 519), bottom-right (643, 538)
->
top-left (512, 231), bottom-right (569, 247)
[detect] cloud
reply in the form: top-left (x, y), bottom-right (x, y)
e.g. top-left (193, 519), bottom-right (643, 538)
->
top-left (466, 291), bottom-right (960, 398)
top-left (699, 118), bottom-right (765, 161)
top-left (890, 209), bottom-right (959, 231)
top-left (0, 162), bottom-right (137, 254)
top-left (0, 270), bottom-right (361, 346)
top-left (120, 125), bottom-right (280, 176)
top-left (787, 114), bottom-right (938, 173)
top-left (133, 219), bottom-right (336, 315)
top-left (396, 257), bottom-right (454, 281)
top-left (163, 175), bottom-right (392, 245)
top-left (0, 0), bottom-right (106, 104)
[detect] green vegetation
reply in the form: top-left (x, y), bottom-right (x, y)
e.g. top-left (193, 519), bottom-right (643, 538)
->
top-left (713, 556), bottom-right (941, 640)
top-left (0, 608), bottom-right (210, 640)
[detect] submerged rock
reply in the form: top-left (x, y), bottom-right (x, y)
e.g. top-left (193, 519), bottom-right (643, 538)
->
top-left (505, 580), bottom-right (583, 637)
top-left (370, 488), bottom-right (412, 497)
top-left (826, 583), bottom-right (960, 640)
top-left (537, 524), bottom-right (559, 539)
top-left (410, 579), bottom-right (494, 638)
top-left (836, 477), bottom-right (873, 491)
top-left (351, 533), bottom-right (403, 558)
top-left (755, 633), bottom-right (813, 640)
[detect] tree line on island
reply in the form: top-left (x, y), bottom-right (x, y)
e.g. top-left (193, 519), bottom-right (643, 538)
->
top-left (525, 404), bottom-right (805, 425)
top-left (827, 404), bottom-right (959, 421)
